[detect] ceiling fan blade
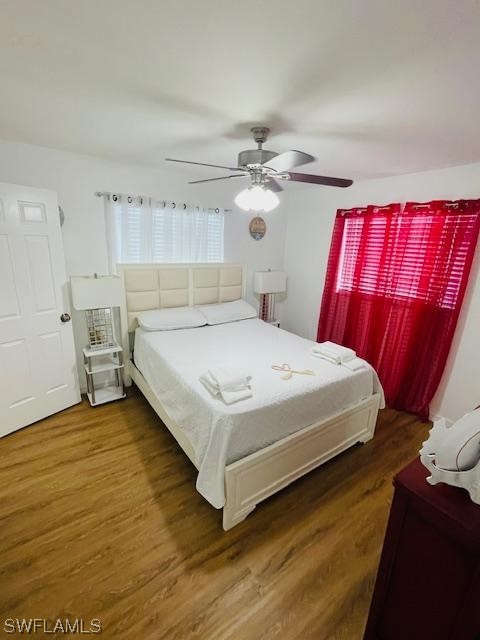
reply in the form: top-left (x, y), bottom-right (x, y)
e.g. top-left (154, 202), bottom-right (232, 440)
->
top-left (264, 177), bottom-right (283, 192)
top-left (188, 174), bottom-right (248, 184)
top-left (285, 172), bottom-right (353, 188)
top-left (264, 150), bottom-right (315, 173)
top-left (166, 158), bottom-right (242, 172)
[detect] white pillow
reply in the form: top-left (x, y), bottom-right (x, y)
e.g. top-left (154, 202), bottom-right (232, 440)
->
top-left (196, 299), bottom-right (257, 325)
top-left (137, 307), bottom-right (206, 331)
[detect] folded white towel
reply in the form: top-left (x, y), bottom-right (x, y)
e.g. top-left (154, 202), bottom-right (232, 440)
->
top-left (311, 352), bottom-right (338, 365)
top-left (208, 366), bottom-right (250, 391)
top-left (311, 351), bottom-right (367, 373)
top-left (200, 370), bottom-right (252, 405)
top-left (342, 357), bottom-right (367, 372)
top-left (312, 341), bottom-right (356, 364)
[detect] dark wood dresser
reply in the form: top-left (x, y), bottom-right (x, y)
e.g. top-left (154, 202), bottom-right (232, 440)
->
top-left (364, 458), bottom-right (480, 640)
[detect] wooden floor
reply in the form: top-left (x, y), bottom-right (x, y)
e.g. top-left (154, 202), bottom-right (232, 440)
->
top-left (0, 390), bottom-right (429, 640)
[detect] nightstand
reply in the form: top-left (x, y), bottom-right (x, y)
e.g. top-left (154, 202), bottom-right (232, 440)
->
top-left (83, 345), bottom-right (125, 406)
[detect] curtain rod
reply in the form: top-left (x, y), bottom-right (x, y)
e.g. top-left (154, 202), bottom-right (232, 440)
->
top-left (94, 191), bottom-right (231, 213)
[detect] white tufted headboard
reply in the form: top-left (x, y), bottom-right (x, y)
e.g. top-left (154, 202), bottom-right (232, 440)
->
top-left (117, 263), bottom-right (246, 360)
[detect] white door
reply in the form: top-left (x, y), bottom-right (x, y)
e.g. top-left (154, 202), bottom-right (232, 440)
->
top-left (0, 182), bottom-right (80, 436)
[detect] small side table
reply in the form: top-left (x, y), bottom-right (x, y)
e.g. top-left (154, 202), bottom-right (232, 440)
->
top-left (83, 345), bottom-right (126, 406)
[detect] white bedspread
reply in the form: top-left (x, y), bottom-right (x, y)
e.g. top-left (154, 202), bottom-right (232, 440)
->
top-left (134, 319), bottom-right (384, 508)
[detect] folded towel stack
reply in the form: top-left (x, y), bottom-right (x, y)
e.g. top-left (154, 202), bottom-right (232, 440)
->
top-left (200, 366), bottom-right (252, 405)
top-left (341, 357), bottom-right (366, 371)
top-left (312, 341), bottom-right (367, 372)
top-left (312, 341), bottom-right (356, 363)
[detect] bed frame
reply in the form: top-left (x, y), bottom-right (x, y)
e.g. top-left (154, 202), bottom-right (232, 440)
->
top-left (118, 263), bottom-right (381, 530)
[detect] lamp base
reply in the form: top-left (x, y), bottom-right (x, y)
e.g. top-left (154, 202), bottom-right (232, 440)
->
top-left (259, 293), bottom-right (276, 323)
top-left (85, 307), bottom-right (115, 350)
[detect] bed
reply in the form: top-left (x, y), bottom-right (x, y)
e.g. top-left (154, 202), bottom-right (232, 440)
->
top-left (118, 263), bottom-right (383, 530)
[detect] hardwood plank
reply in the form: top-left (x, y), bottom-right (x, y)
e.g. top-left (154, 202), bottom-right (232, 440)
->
top-left (0, 390), bottom-right (430, 639)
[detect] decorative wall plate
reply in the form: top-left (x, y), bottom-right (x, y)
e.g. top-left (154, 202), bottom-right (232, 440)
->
top-left (249, 216), bottom-right (266, 240)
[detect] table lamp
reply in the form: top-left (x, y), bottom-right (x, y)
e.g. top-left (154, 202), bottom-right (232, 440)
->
top-left (253, 270), bottom-right (287, 324)
top-left (70, 274), bottom-right (123, 349)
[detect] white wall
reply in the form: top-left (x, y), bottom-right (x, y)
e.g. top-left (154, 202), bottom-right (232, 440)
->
top-left (0, 139), bottom-right (286, 388)
top-left (2, 137), bottom-right (477, 422)
top-left (282, 162), bottom-right (480, 423)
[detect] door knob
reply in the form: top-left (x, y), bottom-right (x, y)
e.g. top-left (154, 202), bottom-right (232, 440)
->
top-left (60, 313), bottom-right (71, 323)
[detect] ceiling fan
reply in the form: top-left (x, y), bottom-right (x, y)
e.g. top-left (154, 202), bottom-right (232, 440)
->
top-left (165, 126), bottom-right (353, 212)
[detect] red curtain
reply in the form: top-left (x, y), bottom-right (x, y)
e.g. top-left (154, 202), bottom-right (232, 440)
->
top-left (317, 200), bottom-right (480, 419)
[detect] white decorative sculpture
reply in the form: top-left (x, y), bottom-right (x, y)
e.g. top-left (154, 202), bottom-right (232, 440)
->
top-left (420, 409), bottom-right (480, 505)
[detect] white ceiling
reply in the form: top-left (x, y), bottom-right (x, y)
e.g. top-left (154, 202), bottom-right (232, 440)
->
top-left (1, 0), bottom-right (480, 181)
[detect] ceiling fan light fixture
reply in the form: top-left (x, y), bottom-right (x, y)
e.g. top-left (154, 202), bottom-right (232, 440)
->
top-left (234, 185), bottom-right (280, 212)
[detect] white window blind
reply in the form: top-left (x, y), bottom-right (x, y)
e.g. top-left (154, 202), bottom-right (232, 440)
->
top-left (104, 195), bottom-right (224, 271)
top-left (336, 209), bottom-right (479, 310)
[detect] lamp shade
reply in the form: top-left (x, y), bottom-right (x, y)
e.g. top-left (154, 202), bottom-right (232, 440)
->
top-left (70, 275), bottom-right (123, 310)
top-left (253, 270), bottom-right (287, 294)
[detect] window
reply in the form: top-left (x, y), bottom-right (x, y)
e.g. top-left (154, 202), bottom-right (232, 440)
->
top-left (105, 195), bottom-right (224, 271)
top-left (319, 199), bottom-right (480, 418)
top-left (335, 204), bottom-right (479, 310)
